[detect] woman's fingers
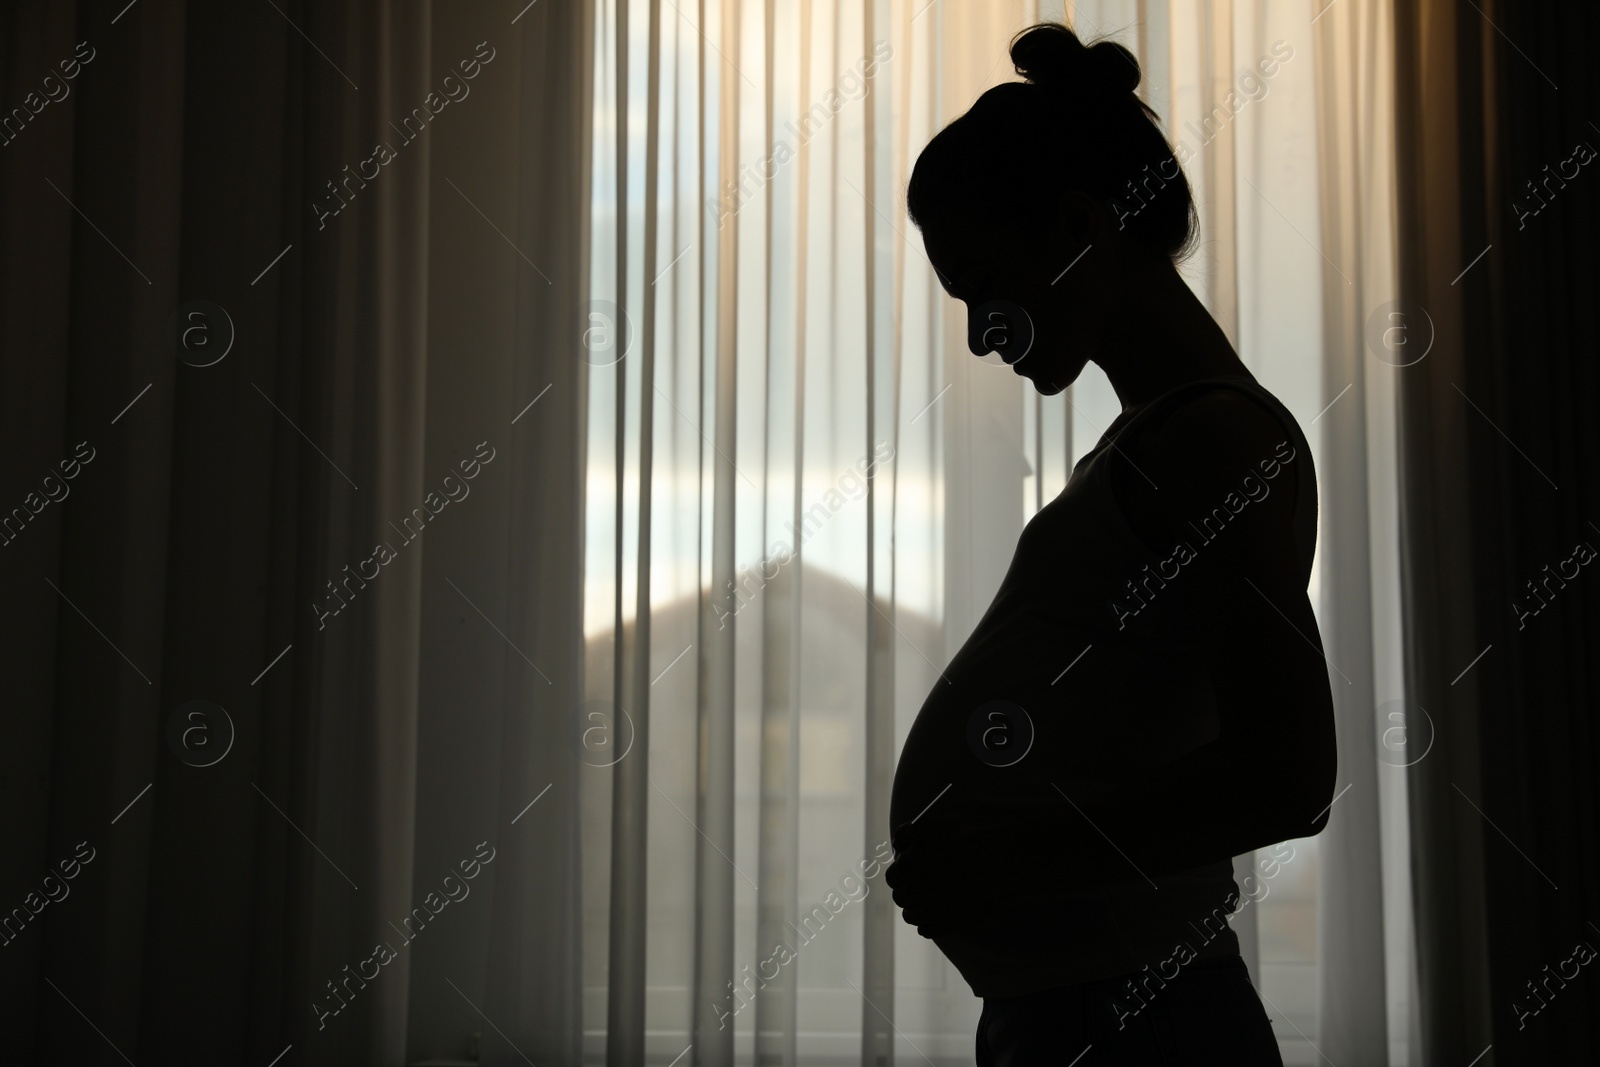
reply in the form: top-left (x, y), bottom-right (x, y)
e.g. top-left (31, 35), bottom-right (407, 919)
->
top-left (888, 842), bottom-right (975, 939)
top-left (888, 816), bottom-right (1063, 937)
top-left (897, 899), bottom-right (948, 938)
top-left (886, 813), bottom-right (1098, 942)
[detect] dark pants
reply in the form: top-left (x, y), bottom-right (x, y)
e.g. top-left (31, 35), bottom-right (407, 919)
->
top-left (974, 955), bottom-right (1284, 1066)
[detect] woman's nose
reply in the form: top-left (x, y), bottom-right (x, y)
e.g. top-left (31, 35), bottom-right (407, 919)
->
top-left (968, 300), bottom-right (1034, 363)
top-left (968, 305), bottom-right (1002, 356)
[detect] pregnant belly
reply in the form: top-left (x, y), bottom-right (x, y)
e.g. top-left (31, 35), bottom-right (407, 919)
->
top-left (889, 624), bottom-right (1221, 839)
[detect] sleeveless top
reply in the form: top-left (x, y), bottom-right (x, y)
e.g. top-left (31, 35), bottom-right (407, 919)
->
top-left (887, 373), bottom-right (1318, 1000)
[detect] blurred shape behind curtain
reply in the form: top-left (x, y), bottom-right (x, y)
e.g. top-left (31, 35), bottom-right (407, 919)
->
top-left (584, 0), bottom-right (1403, 1063)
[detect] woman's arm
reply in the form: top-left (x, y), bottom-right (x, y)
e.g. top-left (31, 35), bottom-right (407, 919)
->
top-left (1034, 388), bottom-right (1337, 869)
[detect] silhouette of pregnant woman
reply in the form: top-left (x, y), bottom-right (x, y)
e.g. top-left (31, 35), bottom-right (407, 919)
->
top-left (885, 22), bottom-right (1338, 1066)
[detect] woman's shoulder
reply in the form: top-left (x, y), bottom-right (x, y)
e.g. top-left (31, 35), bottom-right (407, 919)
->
top-left (1142, 374), bottom-right (1299, 438)
top-left (1107, 375), bottom-right (1308, 570)
top-left (1118, 375), bottom-right (1310, 481)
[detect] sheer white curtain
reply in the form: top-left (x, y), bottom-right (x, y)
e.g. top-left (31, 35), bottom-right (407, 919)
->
top-left (581, 0), bottom-right (1408, 1063)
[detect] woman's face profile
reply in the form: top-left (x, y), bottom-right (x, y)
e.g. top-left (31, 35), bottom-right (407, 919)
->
top-left (920, 206), bottom-right (1101, 397)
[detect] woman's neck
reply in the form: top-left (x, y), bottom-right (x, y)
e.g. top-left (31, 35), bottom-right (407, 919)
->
top-left (1094, 261), bottom-right (1250, 411)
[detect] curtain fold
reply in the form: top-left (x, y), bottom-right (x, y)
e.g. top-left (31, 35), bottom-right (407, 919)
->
top-left (605, 0), bottom-right (653, 1058)
top-left (473, 0), bottom-right (593, 1062)
top-left (1, 0), bottom-right (437, 1061)
top-left (858, 0), bottom-right (899, 1060)
top-left (1309, 1), bottom-right (1399, 1063)
top-left (1393, 0), bottom-right (1600, 1063)
top-left (2, 2), bottom-right (595, 1063)
top-left (686, 0), bottom-right (743, 1061)
top-left (754, 1), bottom-right (807, 1064)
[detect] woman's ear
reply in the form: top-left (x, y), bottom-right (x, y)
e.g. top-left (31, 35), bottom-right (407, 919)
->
top-left (1054, 189), bottom-right (1102, 245)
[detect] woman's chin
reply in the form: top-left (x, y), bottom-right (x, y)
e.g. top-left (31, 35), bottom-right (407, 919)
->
top-left (1019, 356), bottom-right (1086, 395)
top-left (1016, 363), bottom-right (1067, 395)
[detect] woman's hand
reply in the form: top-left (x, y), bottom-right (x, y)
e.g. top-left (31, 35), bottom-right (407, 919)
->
top-left (886, 815), bottom-right (1083, 938)
top-left (886, 818), bottom-right (977, 939)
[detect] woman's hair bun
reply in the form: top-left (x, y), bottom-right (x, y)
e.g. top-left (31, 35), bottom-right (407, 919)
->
top-left (1010, 23), bottom-right (1141, 98)
top-left (906, 18), bottom-right (1197, 263)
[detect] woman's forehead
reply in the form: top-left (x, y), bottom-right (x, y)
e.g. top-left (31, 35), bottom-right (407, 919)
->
top-left (923, 222), bottom-right (1009, 292)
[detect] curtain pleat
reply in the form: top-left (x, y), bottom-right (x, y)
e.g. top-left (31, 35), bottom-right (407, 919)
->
top-left (299, 3), bottom-right (434, 1058)
top-left (1310, 1), bottom-right (1398, 1062)
top-left (0, 1), bottom-right (472, 1062)
top-left (1393, 0), bottom-right (1600, 1062)
top-left (461, 0), bottom-right (595, 1062)
top-left (603, 0), bottom-right (661, 1060)
top-left (858, 0), bottom-right (897, 1060)
top-left (1198, 0), bottom-right (1239, 346)
top-left (1390, 0), bottom-right (1500, 1060)
top-left (753, 0), bottom-right (804, 1062)
top-left (688, 0), bottom-right (743, 1062)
